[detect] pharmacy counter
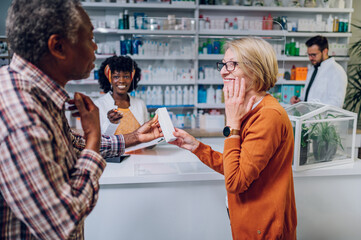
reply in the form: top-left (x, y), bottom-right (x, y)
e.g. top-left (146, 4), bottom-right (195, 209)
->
top-left (85, 138), bottom-right (361, 240)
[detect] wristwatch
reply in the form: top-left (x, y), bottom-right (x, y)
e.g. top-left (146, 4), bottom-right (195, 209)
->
top-left (223, 126), bottom-right (240, 137)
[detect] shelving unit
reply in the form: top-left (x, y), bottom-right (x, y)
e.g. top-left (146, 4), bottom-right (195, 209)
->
top-left (68, 0), bottom-right (353, 128)
top-left (0, 35), bottom-right (10, 66)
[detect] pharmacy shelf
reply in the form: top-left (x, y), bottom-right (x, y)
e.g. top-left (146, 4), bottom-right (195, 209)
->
top-left (68, 80), bottom-right (99, 85)
top-left (96, 54), bottom-right (196, 60)
top-left (276, 79), bottom-right (306, 85)
top-left (199, 30), bottom-right (286, 37)
top-left (0, 53), bottom-right (9, 59)
top-left (199, 5), bottom-right (353, 13)
top-left (73, 0), bottom-right (353, 125)
top-left (147, 105), bottom-right (194, 109)
top-left (198, 54), bottom-right (222, 60)
top-left (199, 30), bottom-right (351, 38)
top-left (199, 54), bottom-right (350, 62)
top-left (278, 56), bottom-right (350, 61)
top-left (94, 28), bottom-right (196, 35)
top-left (286, 32), bottom-right (352, 37)
top-left (196, 103), bottom-right (225, 109)
top-left (82, 2), bottom-right (196, 10)
top-left (138, 81), bottom-right (196, 85)
top-left (198, 80), bottom-right (222, 85)
top-left (132, 55), bottom-right (196, 60)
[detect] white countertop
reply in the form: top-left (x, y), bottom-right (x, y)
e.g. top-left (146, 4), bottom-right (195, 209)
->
top-left (100, 138), bottom-right (361, 185)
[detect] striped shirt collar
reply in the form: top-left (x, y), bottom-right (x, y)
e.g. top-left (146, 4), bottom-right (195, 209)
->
top-left (9, 53), bottom-right (70, 110)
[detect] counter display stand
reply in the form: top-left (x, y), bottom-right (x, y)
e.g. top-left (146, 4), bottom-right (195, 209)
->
top-left (287, 102), bottom-right (357, 171)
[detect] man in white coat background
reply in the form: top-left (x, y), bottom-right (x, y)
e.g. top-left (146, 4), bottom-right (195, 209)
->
top-left (290, 35), bottom-right (347, 108)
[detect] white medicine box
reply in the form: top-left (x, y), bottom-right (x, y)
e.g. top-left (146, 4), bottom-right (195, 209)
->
top-left (286, 102), bottom-right (357, 171)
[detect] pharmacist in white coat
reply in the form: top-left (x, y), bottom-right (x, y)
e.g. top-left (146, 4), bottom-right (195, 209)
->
top-left (94, 56), bottom-right (149, 135)
top-left (290, 35), bottom-right (347, 108)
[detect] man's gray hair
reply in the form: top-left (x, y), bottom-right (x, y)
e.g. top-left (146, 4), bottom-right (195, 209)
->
top-left (6, 0), bottom-right (82, 65)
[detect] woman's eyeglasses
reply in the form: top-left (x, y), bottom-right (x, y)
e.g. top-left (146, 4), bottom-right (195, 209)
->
top-left (216, 61), bottom-right (238, 72)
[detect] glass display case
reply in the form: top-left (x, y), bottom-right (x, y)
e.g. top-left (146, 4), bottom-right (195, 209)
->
top-left (286, 102), bottom-right (357, 171)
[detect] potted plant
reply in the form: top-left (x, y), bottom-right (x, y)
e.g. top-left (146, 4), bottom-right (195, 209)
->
top-left (344, 22), bottom-right (361, 127)
top-left (305, 114), bottom-right (344, 162)
top-left (300, 124), bottom-right (309, 165)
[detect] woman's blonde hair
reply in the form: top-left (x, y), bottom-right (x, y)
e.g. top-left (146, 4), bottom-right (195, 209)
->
top-left (226, 37), bottom-right (278, 92)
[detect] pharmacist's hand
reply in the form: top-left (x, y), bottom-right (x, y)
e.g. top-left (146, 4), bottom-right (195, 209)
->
top-left (224, 77), bottom-right (256, 129)
top-left (290, 96), bottom-right (301, 104)
top-left (124, 115), bottom-right (163, 148)
top-left (169, 128), bottom-right (200, 152)
top-left (69, 92), bottom-right (101, 153)
top-left (107, 109), bottom-right (123, 124)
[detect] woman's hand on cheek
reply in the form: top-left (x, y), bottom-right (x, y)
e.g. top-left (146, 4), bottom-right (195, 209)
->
top-left (224, 77), bottom-right (256, 129)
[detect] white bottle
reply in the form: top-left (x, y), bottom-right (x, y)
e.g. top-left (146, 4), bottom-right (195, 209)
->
top-left (170, 86), bottom-right (176, 105)
top-left (183, 86), bottom-right (189, 105)
top-left (146, 86), bottom-right (152, 105)
top-left (338, 0), bottom-right (345, 8)
top-left (326, 14), bottom-right (333, 32)
top-left (140, 86), bottom-right (147, 102)
top-left (215, 86), bottom-right (223, 104)
top-left (176, 86), bottom-right (183, 105)
top-left (164, 86), bottom-right (171, 105)
top-left (189, 86), bottom-right (194, 105)
top-left (157, 86), bottom-right (163, 105)
top-left (206, 86), bottom-right (215, 104)
top-left (152, 86), bottom-right (158, 105)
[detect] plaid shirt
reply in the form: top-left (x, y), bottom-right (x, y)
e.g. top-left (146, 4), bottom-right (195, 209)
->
top-left (0, 54), bottom-right (125, 240)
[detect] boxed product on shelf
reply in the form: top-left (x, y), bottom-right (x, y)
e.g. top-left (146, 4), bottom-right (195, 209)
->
top-left (199, 112), bottom-right (225, 130)
top-left (295, 67), bottom-right (308, 81)
top-left (281, 85), bottom-right (295, 104)
top-left (286, 102), bottom-right (357, 171)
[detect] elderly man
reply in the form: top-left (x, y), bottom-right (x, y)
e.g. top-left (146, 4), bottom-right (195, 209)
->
top-left (290, 35), bottom-right (347, 108)
top-left (0, 0), bottom-right (161, 239)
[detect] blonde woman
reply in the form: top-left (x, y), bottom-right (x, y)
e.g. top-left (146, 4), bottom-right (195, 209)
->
top-left (170, 38), bottom-right (297, 239)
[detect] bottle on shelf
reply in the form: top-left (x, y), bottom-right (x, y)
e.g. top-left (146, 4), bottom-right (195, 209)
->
top-left (291, 65), bottom-right (296, 81)
top-left (157, 86), bottom-right (163, 105)
top-left (326, 14), bottom-right (333, 32)
top-left (205, 17), bottom-right (210, 30)
top-left (265, 13), bottom-right (273, 30)
top-left (216, 86), bottom-right (223, 104)
top-left (151, 86), bottom-right (158, 105)
top-left (176, 86), bottom-right (183, 105)
top-left (170, 86), bottom-right (176, 105)
top-left (206, 86), bottom-right (215, 104)
top-left (199, 15), bottom-right (205, 31)
top-left (118, 12), bottom-right (124, 30)
top-left (295, 42), bottom-right (300, 56)
top-left (183, 86), bottom-right (189, 105)
top-left (164, 86), bottom-right (171, 105)
top-left (224, 18), bottom-right (229, 30)
top-left (123, 10), bottom-right (129, 30)
top-left (146, 86), bottom-right (152, 104)
top-left (120, 36), bottom-right (127, 55)
top-left (333, 16), bottom-right (339, 32)
top-left (189, 86), bottom-right (194, 105)
top-left (231, 18), bottom-right (237, 30)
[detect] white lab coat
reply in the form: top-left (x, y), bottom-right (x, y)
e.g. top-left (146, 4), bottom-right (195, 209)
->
top-left (94, 92), bottom-right (149, 135)
top-left (300, 57), bottom-right (347, 108)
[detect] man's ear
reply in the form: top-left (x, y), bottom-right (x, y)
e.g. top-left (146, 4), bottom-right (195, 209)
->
top-left (48, 34), bottom-right (67, 60)
top-left (323, 48), bottom-right (329, 56)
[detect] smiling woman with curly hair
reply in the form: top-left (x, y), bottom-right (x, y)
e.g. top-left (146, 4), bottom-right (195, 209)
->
top-left (94, 55), bottom-right (149, 135)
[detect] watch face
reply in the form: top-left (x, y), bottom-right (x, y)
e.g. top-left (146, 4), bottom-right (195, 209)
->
top-left (223, 126), bottom-right (230, 137)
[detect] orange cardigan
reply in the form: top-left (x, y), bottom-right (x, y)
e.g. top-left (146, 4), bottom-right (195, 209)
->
top-left (193, 95), bottom-right (297, 240)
